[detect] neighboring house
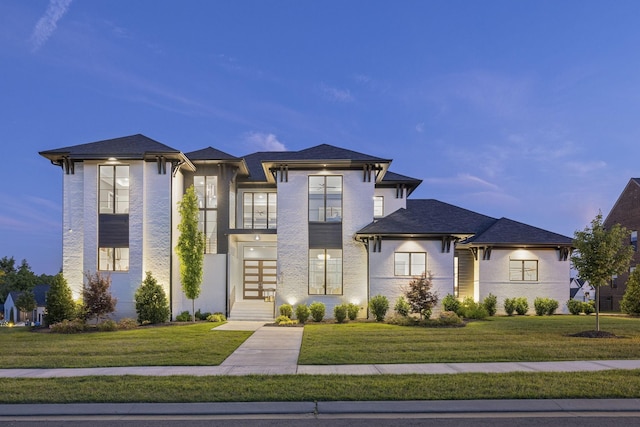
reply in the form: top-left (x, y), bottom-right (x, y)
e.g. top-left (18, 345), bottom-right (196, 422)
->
top-left (3, 285), bottom-right (50, 324)
top-left (570, 277), bottom-right (595, 302)
top-left (40, 134), bottom-right (573, 320)
top-left (601, 178), bottom-right (640, 311)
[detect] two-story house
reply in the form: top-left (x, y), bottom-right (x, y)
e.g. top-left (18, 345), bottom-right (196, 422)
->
top-left (601, 178), bottom-right (640, 311)
top-left (40, 134), bottom-right (573, 320)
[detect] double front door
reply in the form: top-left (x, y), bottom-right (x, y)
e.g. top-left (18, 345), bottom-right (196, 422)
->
top-left (243, 260), bottom-right (277, 299)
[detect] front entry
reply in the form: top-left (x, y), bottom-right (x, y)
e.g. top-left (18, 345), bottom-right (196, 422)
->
top-left (243, 259), bottom-right (277, 299)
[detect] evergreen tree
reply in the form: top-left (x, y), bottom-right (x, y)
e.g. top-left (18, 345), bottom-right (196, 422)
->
top-left (45, 273), bottom-right (76, 325)
top-left (83, 272), bottom-right (117, 324)
top-left (621, 268), bottom-right (640, 316)
top-left (175, 185), bottom-right (204, 321)
top-left (15, 290), bottom-right (37, 322)
top-left (135, 271), bottom-right (170, 324)
top-left (572, 213), bottom-right (634, 331)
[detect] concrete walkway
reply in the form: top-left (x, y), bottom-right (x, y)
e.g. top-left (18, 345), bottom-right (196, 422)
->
top-left (1, 321), bottom-right (640, 378)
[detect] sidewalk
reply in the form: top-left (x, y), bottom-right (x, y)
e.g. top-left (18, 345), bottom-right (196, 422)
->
top-left (1, 321), bottom-right (640, 378)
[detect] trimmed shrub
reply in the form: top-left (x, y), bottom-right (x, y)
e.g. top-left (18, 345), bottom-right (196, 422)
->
top-left (442, 294), bottom-right (461, 314)
top-left (279, 304), bottom-right (293, 318)
top-left (545, 299), bottom-right (559, 315)
top-left (369, 294), bottom-right (390, 322)
top-left (118, 318), bottom-right (139, 330)
top-left (582, 301), bottom-right (595, 315)
top-left (482, 293), bottom-right (497, 316)
top-left (96, 319), bottom-right (118, 332)
top-left (334, 304), bottom-right (348, 323)
top-left (275, 315), bottom-right (296, 325)
top-left (436, 311), bottom-right (464, 326)
top-left (309, 302), bottom-right (326, 322)
top-left (394, 296), bottom-right (411, 317)
top-left (195, 309), bottom-right (212, 321)
top-left (347, 303), bottom-right (360, 321)
top-left (459, 297), bottom-right (488, 320)
top-left (515, 297), bottom-right (529, 315)
top-left (534, 297), bottom-right (559, 316)
top-left (175, 311), bottom-right (191, 322)
top-left (206, 313), bottom-right (226, 322)
top-left (567, 299), bottom-right (583, 315)
top-left (49, 319), bottom-right (87, 334)
top-left (504, 298), bottom-right (516, 316)
top-left (295, 304), bottom-right (310, 324)
top-left (135, 271), bottom-right (170, 325)
top-left (621, 268), bottom-right (640, 315)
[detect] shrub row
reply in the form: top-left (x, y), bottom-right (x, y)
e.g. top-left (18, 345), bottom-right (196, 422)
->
top-left (49, 317), bottom-right (139, 334)
top-left (567, 299), bottom-right (595, 315)
top-left (277, 302), bottom-right (361, 324)
top-left (534, 298), bottom-right (559, 316)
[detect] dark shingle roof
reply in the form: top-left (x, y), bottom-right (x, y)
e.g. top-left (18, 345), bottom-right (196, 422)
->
top-left (6, 285), bottom-right (50, 307)
top-left (465, 217), bottom-right (573, 246)
top-left (381, 171), bottom-right (422, 184)
top-left (357, 199), bottom-right (497, 235)
top-left (185, 147), bottom-right (240, 161)
top-left (40, 134), bottom-right (181, 159)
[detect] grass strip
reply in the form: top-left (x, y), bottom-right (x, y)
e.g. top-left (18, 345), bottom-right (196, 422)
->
top-left (1, 370), bottom-right (640, 403)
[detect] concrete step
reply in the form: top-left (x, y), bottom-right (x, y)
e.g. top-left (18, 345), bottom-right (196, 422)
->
top-left (229, 300), bottom-right (275, 321)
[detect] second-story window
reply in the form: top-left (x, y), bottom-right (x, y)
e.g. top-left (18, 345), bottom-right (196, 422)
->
top-left (243, 192), bottom-right (277, 229)
top-left (99, 165), bottom-right (129, 214)
top-left (194, 176), bottom-right (217, 253)
top-left (374, 196), bottom-right (384, 217)
top-left (632, 230), bottom-right (638, 252)
top-left (98, 165), bottom-right (129, 271)
top-left (309, 175), bottom-right (342, 222)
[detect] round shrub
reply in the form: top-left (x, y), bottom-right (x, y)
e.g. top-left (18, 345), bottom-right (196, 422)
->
top-left (175, 311), bottom-right (191, 322)
top-left (394, 296), bottom-right (411, 317)
top-left (347, 303), bottom-right (360, 321)
top-left (482, 293), bottom-right (497, 316)
top-left (567, 299), bottom-right (583, 315)
top-left (279, 304), bottom-right (293, 318)
top-left (206, 313), bottom-right (225, 322)
top-left (504, 298), bottom-right (516, 316)
top-left (442, 294), bottom-right (461, 314)
top-left (515, 297), bottom-right (529, 315)
top-left (545, 299), bottom-right (559, 315)
top-left (309, 302), bottom-right (326, 322)
top-left (582, 301), bottom-right (595, 315)
top-left (96, 319), bottom-right (118, 332)
top-left (369, 294), bottom-right (389, 322)
top-left (334, 304), bottom-right (348, 323)
top-left (295, 304), bottom-right (310, 323)
top-left (118, 318), bottom-right (139, 330)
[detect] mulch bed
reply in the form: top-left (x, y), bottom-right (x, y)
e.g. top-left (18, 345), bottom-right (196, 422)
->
top-left (568, 330), bottom-right (619, 338)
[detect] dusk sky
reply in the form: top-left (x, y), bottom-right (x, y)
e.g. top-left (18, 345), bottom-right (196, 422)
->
top-left (2, 0), bottom-right (640, 275)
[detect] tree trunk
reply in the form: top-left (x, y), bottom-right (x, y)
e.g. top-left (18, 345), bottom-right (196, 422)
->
top-left (192, 299), bottom-right (195, 322)
top-left (595, 286), bottom-right (600, 332)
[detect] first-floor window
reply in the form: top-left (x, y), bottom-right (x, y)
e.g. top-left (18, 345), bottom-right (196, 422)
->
top-left (394, 252), bottom-right (426, 276)
top-left (509, 259), bottom-right (538, 281)
top-left (99, 247), bottom-right (129, 271)
top-left (309, 249), bottom-right (342, 295)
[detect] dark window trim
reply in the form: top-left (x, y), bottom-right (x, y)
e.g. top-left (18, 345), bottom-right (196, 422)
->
top-left (394, 251), bottom-right (427, 276)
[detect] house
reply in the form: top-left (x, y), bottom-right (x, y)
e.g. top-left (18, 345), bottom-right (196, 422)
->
top-left (570, 277), bottom-right (595, 302)
top-left (40, 134), bottom-right (573, 319)
top-left (601, 178), bottom-right (640, 311)
top-left (3, 284), bottom-right (50, 324)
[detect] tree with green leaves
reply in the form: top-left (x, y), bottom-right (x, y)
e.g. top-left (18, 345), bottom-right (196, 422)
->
top-left (403, 272), bottom-right (439, 319)
top-left (83, 271), bottom-right (117, 324)
top-left (15, 290), bottom-right (37, 322)
top-left (135, 271), bottom-right (170, 324)
top-left (45, 273), bottom-right (76, 325)
top-left (572, 213), bottom-right (634, 331)
top-left (175, 185), bottom-right (205, 322)
top-left (621, 268), bottom-right (640, 316)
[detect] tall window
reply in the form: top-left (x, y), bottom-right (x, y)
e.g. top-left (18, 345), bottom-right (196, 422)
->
top-left (194, 176), bottom-right (217, 253)
top-left (243, 192), bottom-right (277, 229)
top-left (509, 260), bottom-right (538, 281)
top-left (99, 165), bottom-right (129, 214)
top-left (374, 196), bottom-right (384, 217)
top-left (98, 165), bottom-right (129, 271)
top-left (309, 249), bottom-right (343, 295)
top-left (394, 252), bottom-right (426, 276)
top-left (309, 176), bottom-right (342, 222)
top-left (632, 230), bottom-right (638, 252)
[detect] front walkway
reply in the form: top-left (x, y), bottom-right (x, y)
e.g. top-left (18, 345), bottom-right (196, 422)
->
top-left (1, 321), bottom-right (640, 378)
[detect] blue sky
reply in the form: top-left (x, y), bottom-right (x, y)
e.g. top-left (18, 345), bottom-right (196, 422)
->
top-left (2, 0), bottom-right (640, 275)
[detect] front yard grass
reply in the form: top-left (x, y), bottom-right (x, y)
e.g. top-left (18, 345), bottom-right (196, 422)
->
top-left (0, 322), bottom-right (251, 368)
top-left (2, 370), bottom-right (640, 403)
top-left (299, 315), bottom-right (640, 364)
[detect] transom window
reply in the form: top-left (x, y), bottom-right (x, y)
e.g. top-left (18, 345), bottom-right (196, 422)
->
top-left (194, 176), bottom-right (217, 253)
top-left (309, 249), bottom-right (343, 295)
top-left (309, 176), bottom-right (342, 222)
top-left (243, 192), bottom-right (277, 229)
top-left (99, 165), bottom-right (129, 214)
top-left (394, 252), bottom-right (426, 276)
top-left (374, 196), bottom-right (384, 217)
top-left (509, 260), bottom-right (538, 281)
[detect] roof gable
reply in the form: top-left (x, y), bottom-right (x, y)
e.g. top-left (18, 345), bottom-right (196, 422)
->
top-left (185, 147), bottom-right (240, 161)
top-left (466, 217), bottom-right (573, 246)
top-left (40, 134), bottom-right (181, 159)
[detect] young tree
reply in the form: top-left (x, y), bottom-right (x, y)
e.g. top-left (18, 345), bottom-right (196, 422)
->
top-left (621, 268), bottom-right (640, 316)
top-left (572, 213), bottom-right (634, 331)
top-left (83, 272), bottom-right (117, 324)
top-left (175, 185), bottom-right (204, 322)
top-left (45, 273), bottom-right (76, 325)
top-left (135, 271), bottom-right (170, 324)
top-left (403, 272), bottom-right (439, 319)
top-left (15, 291), bottom-right (37, 322)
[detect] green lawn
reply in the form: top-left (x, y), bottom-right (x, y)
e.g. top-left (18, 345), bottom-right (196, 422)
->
top-left (2, 370), bottom-right (640, 403)
top-left (0, 322), bottom-right (251, 368)
top-left (299, 315), bottom-right (640, 364)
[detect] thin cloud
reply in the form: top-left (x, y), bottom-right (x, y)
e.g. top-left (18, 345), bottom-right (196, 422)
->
top-left (320, 83), bottom-right (354, 103)
top-left (415, 122), bottom-right (425, 133)
top-left (425, 173), bottom-right (500, 192)
top-left (245, 132), bottom-right (286, 151)
top-left (30, 0), bottom-right (73, 52)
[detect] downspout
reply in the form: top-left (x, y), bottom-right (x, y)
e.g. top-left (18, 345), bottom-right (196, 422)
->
top-left (169, 160), bottom-right (186, 321)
